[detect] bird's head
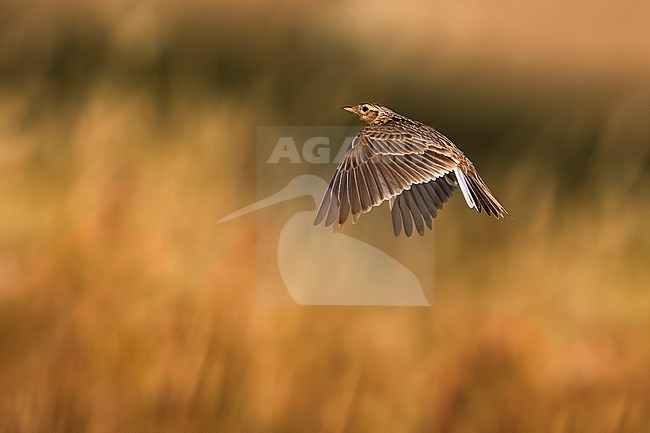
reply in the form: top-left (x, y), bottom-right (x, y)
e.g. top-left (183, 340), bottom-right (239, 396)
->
top-left (342, 103), bottom-right (395, 125)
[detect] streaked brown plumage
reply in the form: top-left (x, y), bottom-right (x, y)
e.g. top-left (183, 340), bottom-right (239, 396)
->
top-left (314, 103), bottom-right (508, 236)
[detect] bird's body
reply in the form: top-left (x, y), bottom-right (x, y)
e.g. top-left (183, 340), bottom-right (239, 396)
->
top-left (314, 103), bottom-right (508, 236)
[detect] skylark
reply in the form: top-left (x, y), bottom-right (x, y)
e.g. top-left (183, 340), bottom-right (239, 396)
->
top-left (314, 103), bottom-right (508, 236)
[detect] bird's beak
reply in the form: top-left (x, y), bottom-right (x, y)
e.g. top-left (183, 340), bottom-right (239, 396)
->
top-left (341, 106), bottom-right (357, 114)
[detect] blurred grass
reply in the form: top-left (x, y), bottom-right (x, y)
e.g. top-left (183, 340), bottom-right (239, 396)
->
top-left (0, 0), bottom-right (649, 431)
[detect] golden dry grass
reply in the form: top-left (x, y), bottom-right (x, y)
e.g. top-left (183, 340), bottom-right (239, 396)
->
top-left (0, 0), bottom-right (649, 431)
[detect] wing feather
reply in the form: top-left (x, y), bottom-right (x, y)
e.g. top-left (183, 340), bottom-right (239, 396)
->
top-left (404, 190), bottom-right (425, 236)
top-left (410, 185), bottom-right (433, 230)
top-left (337, 173), bottom-right (350, 225)
top-left (348, 170), bottom-right (362, 219)
top-left (397, 197), bottom-right (413, 237)
top-left (360, 163), bottom-right (381, 208)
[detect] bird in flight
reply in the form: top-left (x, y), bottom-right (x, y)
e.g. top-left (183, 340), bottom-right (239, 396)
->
top-left (314, 103), bottom-right (508, 236)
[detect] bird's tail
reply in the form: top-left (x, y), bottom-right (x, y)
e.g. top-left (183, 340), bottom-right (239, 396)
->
top-left (453, 166), bottom-right (508, 218)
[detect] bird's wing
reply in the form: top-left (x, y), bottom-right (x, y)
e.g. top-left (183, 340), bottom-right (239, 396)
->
top-left (314, 125), bottom-right (460, 230)
top-left (390, 173), bottom-right (458, 236)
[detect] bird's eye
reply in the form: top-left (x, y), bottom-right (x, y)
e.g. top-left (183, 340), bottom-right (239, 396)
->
top-left (361, 106), bottom-right (369, 112)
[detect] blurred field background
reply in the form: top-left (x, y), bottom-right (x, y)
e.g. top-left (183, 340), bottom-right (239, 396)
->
top-left (1, 0), bottom-right (649, 431)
